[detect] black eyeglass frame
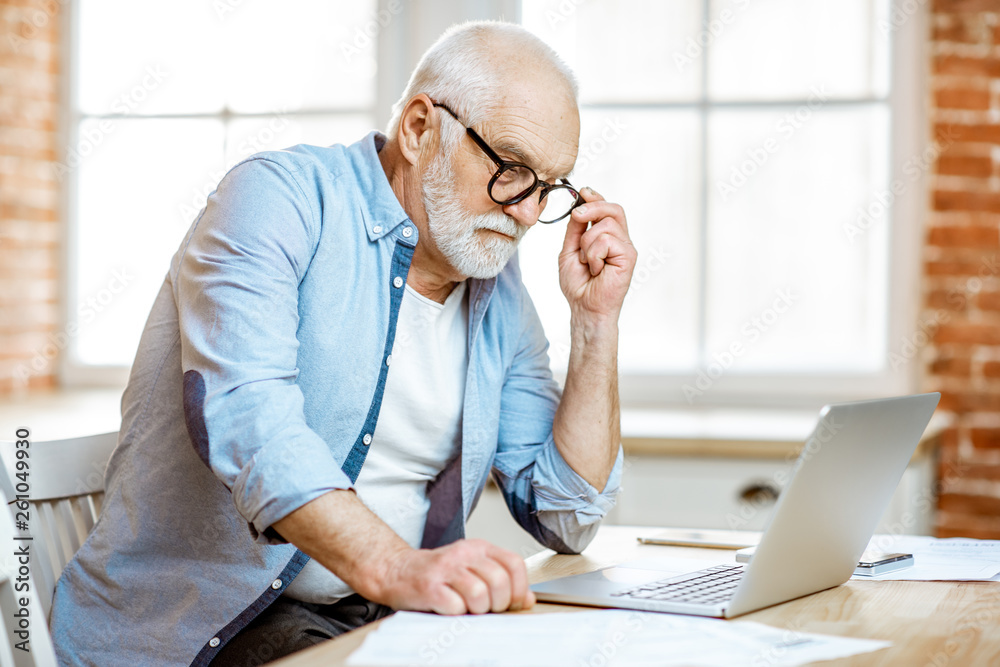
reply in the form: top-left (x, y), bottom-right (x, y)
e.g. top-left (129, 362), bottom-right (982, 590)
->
top-left (431, 100), bottom-right (584, 224)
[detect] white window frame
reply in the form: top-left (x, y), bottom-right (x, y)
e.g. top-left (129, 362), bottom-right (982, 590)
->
top-left (606, 3), bottom-right (929, 408)
top-left (56, 0), bottom-right (518, 388)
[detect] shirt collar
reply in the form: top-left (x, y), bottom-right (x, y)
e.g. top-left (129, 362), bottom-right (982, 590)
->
top-left (349, 130), bottom-right (413, 243)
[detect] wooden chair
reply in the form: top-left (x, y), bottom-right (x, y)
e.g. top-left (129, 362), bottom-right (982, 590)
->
top-left (0, 431), bottom-right (118, 620)
top-left (0, 482), bottom-right (58, 667)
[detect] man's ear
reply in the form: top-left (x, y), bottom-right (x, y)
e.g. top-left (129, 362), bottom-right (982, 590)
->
top-left (397, 94), bottom-right (437, 167)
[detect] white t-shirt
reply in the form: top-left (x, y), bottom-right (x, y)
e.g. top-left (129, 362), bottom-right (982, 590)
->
top-left (282, 280), bottom-right (469, 604)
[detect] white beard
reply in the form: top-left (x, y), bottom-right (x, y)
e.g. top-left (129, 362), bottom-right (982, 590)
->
top-left (421, 149), bottom-right (526, 279)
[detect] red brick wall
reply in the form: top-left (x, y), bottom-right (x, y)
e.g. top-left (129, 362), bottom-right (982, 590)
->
top-left (0, 0), bottom-right (60, 395)
top-left (928, 1), bottom-right (1000, 539)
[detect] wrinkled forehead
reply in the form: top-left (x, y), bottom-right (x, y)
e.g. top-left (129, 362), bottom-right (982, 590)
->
top-left (478, 72), bottom-right (580, 182)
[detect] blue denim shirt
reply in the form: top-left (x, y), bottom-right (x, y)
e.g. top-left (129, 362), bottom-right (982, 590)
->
top-left (48, 130), bottom-right (623, 666)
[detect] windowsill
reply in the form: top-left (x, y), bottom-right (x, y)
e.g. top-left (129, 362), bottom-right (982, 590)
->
top-left (623, 406), bottom-right (825, 442)
top-left (621, 407), bottom-right (950, 460)
top-left (0, 386), bottom-right (949, 461)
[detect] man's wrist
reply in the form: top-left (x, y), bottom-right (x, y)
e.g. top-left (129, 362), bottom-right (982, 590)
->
top-left (569, 310), bottom-right (620, 349)
top-left (362, 540), bottom-right (414, 604)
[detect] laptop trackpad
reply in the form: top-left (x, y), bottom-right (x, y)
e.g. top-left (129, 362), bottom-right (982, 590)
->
top-left (531, 567), bottom-right (666, 598)
top-left (614, 556), bottom-right (733, 576)
top-left (577, 567), bottom-right (677, 585)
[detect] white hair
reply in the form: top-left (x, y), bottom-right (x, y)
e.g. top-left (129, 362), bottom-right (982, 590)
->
top-left (385, 20), bottom-right (579, 155)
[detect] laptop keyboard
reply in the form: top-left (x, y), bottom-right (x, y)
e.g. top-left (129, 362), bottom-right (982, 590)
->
top-left (612, 564), bottom-right (745, 604)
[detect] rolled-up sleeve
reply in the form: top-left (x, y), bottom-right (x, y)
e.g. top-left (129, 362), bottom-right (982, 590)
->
top-left (173, 156), bottom-right (354, 545)
top-left (492, 276), bottom-right (623, 555)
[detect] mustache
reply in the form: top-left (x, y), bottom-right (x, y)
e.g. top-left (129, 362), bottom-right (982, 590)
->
top-left (474, 214), bottom-right (524, 240)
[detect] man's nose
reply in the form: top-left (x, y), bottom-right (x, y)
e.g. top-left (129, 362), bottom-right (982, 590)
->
top-left (501, 193), bottom-right (542, 228)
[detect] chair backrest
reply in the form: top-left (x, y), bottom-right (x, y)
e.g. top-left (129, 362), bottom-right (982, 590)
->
top-left (0, 432), bottom-right (118, 620)
top-left (0, 483), bottom-right (58, 667)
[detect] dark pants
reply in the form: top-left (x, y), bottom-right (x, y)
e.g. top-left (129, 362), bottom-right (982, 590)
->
top-left (208, 593), bottom-right (396, 666)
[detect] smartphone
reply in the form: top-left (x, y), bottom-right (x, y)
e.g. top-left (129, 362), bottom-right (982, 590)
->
top-left (854, 551), bottom-right (914, 576)
top-left (735, 547), bottom-right (915, 576)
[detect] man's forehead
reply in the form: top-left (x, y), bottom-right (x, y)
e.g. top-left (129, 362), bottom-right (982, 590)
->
top-left (482, 102), bottom-right (580, 180)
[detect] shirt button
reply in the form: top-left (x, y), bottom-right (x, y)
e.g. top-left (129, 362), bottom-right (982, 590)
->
top-left (373, 225), bottom-right (382, 234)
top-left (209, 637), bottom-right (221, 648)
top-left (402, 226), bottom-right (413, 238)
top-left (393, 276), bottom-right (403, 288)
top-left (362, 433), bottom-right (372, 446)
top-left (386, 355), bottom-right (392, 366)
top-left (271, 579), bottom-right (283, 590)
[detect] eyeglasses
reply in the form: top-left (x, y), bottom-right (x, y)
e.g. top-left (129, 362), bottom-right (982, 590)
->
top-left (431, 101), bottom-right (584, 224)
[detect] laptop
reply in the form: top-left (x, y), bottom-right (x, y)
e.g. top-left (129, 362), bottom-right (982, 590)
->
top-left (531, 392), bottom-right (940, 619)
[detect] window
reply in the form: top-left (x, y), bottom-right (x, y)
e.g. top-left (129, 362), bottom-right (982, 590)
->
top-left (64, 0), bottom-right (379, 383)
top-left (517, 0), bottom-right (922, 406)
top-left (64, 1), bottom-right (925, 407)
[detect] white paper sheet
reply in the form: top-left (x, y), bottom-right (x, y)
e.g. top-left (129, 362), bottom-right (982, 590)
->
top-left (850, 535), bottom-right (1000, 581)
top-left (346, 610), bottom-right (891, 667)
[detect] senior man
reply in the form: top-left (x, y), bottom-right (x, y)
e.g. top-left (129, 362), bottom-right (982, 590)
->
top-left (49, 19), bottom-right (636, 667)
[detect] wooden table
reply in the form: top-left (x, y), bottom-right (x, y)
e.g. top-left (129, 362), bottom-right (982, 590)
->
top-left (271, 526), bottom-right (1000, 666)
